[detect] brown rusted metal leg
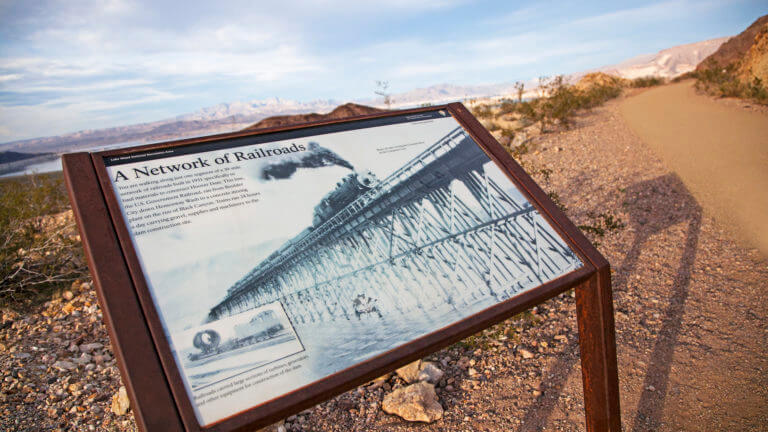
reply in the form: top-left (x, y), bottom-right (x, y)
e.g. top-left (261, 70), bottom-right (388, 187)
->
top-left (64, 153), bottom-right (184, 432)
top-left (576, 266), bottom-right (622, 432)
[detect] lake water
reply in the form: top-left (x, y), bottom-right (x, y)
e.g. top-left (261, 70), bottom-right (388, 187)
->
top-left (0, 157), bottom-right (63, 178)
top-left (0, 139), bottom-right (147, 179)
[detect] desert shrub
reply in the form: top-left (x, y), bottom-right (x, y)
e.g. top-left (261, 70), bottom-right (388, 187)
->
top-left (577, 211), bottom-right (626, 247)
top-left (500, 128), bottom-right (516, 141)
top-left (484, 120), bottom-right (502, 131)
top-left (471, 103), bottom-right (495, 119)
top-left (547, 191), bottom-right (567, 213)
top-left (540, 76), bottom-right (582, 128)
top-left (517, 75), bottom-right (622, 131)
top-left (0, 173), bottom-right (87, 308)
top-left (631, 76), bottom-right (665, 88)
top-left (693, 59), bottom-right (768, 104)
top-left (516, 100), bottom-right (541, 126)
top-left (671, 71), bottom-right (696, 83)
top-left (498, 99), bottom-right (518, 115)
top-left (745, 76), bottom-right (768, 103)
top-left (579, 83), bottom-right (622, 109)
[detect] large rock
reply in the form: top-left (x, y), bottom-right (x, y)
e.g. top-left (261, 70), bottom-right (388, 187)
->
top-left (395, 360), bottom-right (422, 384)
top-left (111, 386), bottom-right (130, 415)
top-left (382, 382), bottom-right (443, 423)
top-left (417, 362), bottom-right (444, 384)
top-left (396, 360), bottom-right (445, 385)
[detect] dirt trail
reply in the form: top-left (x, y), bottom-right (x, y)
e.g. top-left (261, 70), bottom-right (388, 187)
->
top-left (619, 81), bottom-right (768, 256)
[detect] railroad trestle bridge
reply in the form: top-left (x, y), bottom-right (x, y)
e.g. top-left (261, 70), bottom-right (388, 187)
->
top-left (207, 127), bottom-right (580, 323)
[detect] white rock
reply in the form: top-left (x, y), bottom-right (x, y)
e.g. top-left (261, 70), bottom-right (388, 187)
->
top-left (111, 386), bottom-right (130, 415)
top-left (382, 382), bottom-right (443, 423)
top-left (53, 360), bottom-right (76, 371)
top-left (395, 360), bottom-right (422, 384)
top-left (257, 419), bottom-right (286, 432)
top-left (417, 362), bottom-right (444, 384)
top-left (80, 343), bottom-right (103, 353)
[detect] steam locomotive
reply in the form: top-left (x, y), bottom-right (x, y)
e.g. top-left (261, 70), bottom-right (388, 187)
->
top-left (188, 310), bottom-right (285, 362)
top-left (215, 170), bottom-right (381, 317)
top-left (312, 170), bottom-right (378, 226)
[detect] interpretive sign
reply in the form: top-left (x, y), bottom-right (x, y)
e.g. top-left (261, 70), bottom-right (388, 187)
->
top-left (63, 104), bottom-right (620, 432)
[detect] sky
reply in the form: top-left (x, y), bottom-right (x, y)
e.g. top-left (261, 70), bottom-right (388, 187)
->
top-left (0, 0), bottom-right (765, 143)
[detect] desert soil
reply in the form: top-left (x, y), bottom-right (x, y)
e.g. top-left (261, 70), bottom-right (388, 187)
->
top-left (619, 80), bottom-right (768, 256)
top-left (2, 87), bottom-right (768, 431)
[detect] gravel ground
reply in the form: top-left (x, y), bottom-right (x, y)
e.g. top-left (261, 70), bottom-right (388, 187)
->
top-left (2, 92), bottom-right (767, 431)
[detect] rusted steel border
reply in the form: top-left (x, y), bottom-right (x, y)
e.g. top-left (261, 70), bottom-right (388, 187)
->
top-left (63, 153), bottom-right (184, 431)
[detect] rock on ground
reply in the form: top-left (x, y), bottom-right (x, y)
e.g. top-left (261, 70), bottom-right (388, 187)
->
top-left (257, 419), bottom-right (286, 432)
top-left (417, 362), bottom-right (444, 384)
top-left (382, 382), bottom-right (443, 423)
top-left (395, 360), bottom-right (422, 384)
top-left (111, 386), bottom-right (130, 415)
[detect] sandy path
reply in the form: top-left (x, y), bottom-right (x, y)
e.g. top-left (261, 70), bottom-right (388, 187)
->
top-left (619, 81), bottom-right (768, 256)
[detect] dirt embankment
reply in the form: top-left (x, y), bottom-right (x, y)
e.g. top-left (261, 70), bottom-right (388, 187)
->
top-left (619, 80), bottom-right (768, 256)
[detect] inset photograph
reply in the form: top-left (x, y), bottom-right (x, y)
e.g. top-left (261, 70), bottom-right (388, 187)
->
top-left (173, 302), bottom-right (303, 389)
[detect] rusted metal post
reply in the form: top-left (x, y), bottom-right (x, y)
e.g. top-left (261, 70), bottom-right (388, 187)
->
top-left (575, 265), bottom-right (622, 431)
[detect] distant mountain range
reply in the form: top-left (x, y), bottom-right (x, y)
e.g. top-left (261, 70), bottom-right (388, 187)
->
top-left (0, 36), bottom-right (730, 155)
top-left (596, 37), bottom-right (730, 79)
top-left (174, 97), bottom-right (339, 123)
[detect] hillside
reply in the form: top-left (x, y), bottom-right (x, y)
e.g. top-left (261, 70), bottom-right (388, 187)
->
top-left (736, 22), bottom-right (768, 83)
top-left (696, 15), bottom-right (768, 70)
top-left (243, 103), bottom-right (384, 131)
top-left (0, 151), bottom-right (48, 164)
top-left (600, 37), bottom-right (729, 79)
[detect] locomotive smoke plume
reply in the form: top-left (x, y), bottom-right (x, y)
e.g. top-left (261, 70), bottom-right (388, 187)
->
top-left (260, 142), bottom-right (354, 180)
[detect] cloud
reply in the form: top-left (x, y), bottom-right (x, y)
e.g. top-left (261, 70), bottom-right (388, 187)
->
top-left (8, 78), bottom-right (155, 94)
top-left (41, 89), bottom-right (182, 113)
top-left (0, 74), bottom-right (22, 83)
top-left (0, 0), bottom-right (755, 141)
top-left (571, 0), bottom-right (722, 27)
top-left (355, 31), bottom-right (611, 83)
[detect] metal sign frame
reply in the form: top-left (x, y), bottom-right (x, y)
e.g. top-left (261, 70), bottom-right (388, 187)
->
top-left (63, 103), bottom-right (620, 432)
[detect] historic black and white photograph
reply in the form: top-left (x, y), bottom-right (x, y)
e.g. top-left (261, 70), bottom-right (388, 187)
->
top-left (105, 112), bottom-right (582, 425)
top-left (175, 302), bottom-right (302, 390)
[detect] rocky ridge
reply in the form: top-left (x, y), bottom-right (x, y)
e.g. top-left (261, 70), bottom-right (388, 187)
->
top-left (736, 21), bottom-right (768, 83)
top-left (243, 103), bottom-right (384, 131)
top-left (697, 15), bottom-right (768, 71)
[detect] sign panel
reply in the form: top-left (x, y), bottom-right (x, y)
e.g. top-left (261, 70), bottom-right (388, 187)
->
top-left (100, 109), bottom-right (582, 425)
top-left (64, 104), bottom-right (620, 432)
